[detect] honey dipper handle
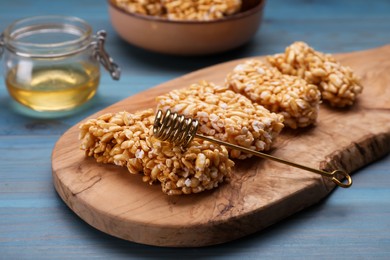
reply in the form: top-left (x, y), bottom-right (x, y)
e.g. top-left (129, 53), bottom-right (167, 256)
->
top-left (196, 133), bottom-right (352, 188)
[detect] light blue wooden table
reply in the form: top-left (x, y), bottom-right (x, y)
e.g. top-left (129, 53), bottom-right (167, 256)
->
top-left (1, 0), bottom-right (390, 259)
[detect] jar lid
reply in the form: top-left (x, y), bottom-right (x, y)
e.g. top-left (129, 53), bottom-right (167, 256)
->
top-left (1, 15), bottom-right (93, 58)
top-left (1, 15), bottom-right (120, 80)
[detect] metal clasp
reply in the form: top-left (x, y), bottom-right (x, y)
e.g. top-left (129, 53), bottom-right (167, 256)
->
top-left (93, 30), bottom-right (120, 80)
top-left (0, 33), bottom-right (5, 59)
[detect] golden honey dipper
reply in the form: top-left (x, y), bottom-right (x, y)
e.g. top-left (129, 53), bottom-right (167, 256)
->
top-left (153, 109), bottom-right (352, 188)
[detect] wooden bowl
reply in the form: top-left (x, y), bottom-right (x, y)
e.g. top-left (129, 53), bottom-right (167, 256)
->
top-left (108, 0), bottom-right (266, 55)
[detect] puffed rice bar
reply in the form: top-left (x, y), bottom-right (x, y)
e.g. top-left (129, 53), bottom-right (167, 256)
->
top-left (114, 0), bottom-right (163, 16)
top-left (79, 109), bottom-right (234, 195)
top-left (226, 59), bottom-right (321, 129)
top-left (267, 41), bottom-right (363, 107)
top-left (163, 0), bottom-right (242, 21)
top-left (156, 80), bottom-right (284, 159)
top-left (113, 0), bottom-right (242, 21)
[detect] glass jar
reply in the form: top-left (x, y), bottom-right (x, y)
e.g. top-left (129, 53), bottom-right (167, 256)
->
top-left (0, 16), bottom-right (120, 113)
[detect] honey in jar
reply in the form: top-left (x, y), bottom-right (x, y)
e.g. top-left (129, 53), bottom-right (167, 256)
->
top-left (0, 16), bottom-right (120, 113)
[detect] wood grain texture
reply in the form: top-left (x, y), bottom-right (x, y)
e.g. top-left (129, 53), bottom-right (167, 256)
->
top-left (52, 45), bottom-right (390, 247)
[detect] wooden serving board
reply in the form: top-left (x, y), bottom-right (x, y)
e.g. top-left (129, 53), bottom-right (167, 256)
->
top-left (52, 45), bottom-right (390, 247)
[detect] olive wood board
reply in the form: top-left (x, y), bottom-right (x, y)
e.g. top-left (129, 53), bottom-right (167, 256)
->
top-left (52, 45), bottom-right (390, 247)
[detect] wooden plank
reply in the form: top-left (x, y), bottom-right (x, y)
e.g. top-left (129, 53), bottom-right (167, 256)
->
top-left (1, 0), bottom-right (390, 257)
top-left (52, 45), bottom-right (390, 247)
